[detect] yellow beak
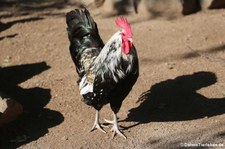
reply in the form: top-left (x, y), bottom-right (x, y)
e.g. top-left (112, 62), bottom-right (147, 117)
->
top-left (128, 38), bottom-right (133, 43)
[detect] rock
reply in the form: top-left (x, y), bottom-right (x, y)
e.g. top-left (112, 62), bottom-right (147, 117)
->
top-left (0, 97), bottom-right (7, 113)
top-left (182, 0), bottom-right (201, 15)
top-left (0, 96), bottom-right (23, 127)
top-left (182, 0), bottom-right (225, 15)
top-left (209, 0), bottom-right (225, 9)
top-left (62, 136), bottom-right (68, 141)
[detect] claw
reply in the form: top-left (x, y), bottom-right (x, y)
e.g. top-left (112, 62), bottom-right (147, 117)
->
top-left (101, 124), bottom-right (109, 128)
top-left (89, 111), bottom-right (126, 139)
top-left (107, 113), bottom-right (127, 140)
top-left (110, 124), bottom-right (127, 139)
top-left (90, 123), bottom-right (106, 133)
top-left (90, 110), bottom-right (106, 133)
top-left (104, 119), bottom-right (114, 124)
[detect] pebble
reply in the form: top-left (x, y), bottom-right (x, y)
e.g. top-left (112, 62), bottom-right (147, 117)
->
top-left (62, 136), bottom-right (68, 141)
top-left (0, 95), bottom-right (23, 126)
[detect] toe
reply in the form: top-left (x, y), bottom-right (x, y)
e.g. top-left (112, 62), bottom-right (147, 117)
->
top-left (111, 127), bottom-right (126, 139)
top-left (104, 119), bottom-right (114, 124)
top-left (90, 124), bottom-right (106, 133)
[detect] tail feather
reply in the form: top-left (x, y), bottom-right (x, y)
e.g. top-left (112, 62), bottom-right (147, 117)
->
top-left (66, 8), bottom-right (95, 39)
top-left (66, 8), bottom-right (102, 44)
top-left (66, 8), bottom-right (104, 77)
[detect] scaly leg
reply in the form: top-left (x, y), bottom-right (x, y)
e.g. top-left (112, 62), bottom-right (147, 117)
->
top-left (105, 113), bottom-right (126, 139)
top-left (90, 110), bottom-right (106, 133)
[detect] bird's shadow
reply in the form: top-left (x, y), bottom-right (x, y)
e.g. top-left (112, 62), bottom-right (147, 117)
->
top-left (0, 33), bottom-right (18, 41)
top-left (0, 17), bottom-right (43, 33)
top-left (0, 62), bottom-right (64, 148)
top-left (124, 71), bottom-right (225, 129)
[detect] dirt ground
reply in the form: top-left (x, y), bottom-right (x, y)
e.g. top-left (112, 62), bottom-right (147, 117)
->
top-left (1, 0), bottom-right (225, 148)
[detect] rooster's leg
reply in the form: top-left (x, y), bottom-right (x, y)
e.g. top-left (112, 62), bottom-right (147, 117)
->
top-left (90, 110), bottom-right (106, 133)
top-left (105, 113), bottom-right (126, 139)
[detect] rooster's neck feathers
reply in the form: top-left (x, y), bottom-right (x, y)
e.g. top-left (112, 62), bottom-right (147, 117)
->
top-left (79, 31), bottom-right (135, 95)
top-left (92, 31), bottom-right (134, 82)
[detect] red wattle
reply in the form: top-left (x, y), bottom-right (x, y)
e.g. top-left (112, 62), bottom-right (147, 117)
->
top-left (122, 41), bottom-right (131, 54)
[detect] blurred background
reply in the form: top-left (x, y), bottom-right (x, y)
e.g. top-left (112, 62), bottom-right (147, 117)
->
top-left (1, 0), bottom-right (225, 19)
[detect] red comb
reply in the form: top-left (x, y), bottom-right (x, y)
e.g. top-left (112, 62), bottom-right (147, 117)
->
top-left (115, 16), bottom-right (132, 37)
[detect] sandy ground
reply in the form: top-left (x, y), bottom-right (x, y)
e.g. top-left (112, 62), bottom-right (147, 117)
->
top-left (1, 0), bottom-right (225, 148)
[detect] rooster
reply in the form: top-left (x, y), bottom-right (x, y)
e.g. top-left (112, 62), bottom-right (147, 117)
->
top-left (66, 8), bottom-right (139, 139)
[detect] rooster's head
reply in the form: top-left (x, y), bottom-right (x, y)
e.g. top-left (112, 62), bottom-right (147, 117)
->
top-left (115, 17), bottom-right (133, 54)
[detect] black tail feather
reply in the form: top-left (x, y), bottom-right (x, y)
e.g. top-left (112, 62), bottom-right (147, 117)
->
top-left (66, 8), bottom-right (104, 77)
top-left (66, 8), bottom-right (102, 44)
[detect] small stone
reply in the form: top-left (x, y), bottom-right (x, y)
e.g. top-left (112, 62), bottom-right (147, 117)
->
top-left (0, 95), bottom-right (23, 126)
top-left (62, 136), bottom-right (68, 141)
top-left (169, 66), bottom-right (174, 69)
